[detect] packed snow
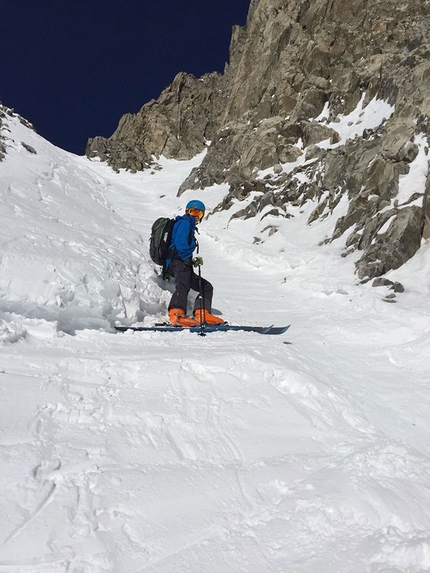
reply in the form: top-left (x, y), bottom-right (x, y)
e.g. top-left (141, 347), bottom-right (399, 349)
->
top-left (1, 107), bottom-right (430, 573)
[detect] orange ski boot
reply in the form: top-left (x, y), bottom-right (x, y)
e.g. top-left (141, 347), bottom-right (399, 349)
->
top-left (169, 308), bottom-right (199, 327)
top-left (194, 308), bottom-right (225, 325)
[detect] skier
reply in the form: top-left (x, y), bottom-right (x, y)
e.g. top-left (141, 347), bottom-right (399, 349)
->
top-left (165, 200), bottom-right (224, 327)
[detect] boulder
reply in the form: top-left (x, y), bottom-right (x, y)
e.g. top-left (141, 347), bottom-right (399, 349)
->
top-left (356, 207), bottom-right (423, 279)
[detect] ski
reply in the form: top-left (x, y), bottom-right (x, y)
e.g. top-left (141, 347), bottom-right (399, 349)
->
top-left (115, 324), bottom-right (290, 335)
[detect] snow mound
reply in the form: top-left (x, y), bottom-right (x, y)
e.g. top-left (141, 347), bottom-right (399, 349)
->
top-left (0, 111), bottom-right (164, 333)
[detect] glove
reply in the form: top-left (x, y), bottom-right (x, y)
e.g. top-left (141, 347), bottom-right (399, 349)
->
top-left (193, 257), bottom-right (203, 267)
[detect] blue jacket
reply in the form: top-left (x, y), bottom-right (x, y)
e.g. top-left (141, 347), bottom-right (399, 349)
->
top-left (165, 214), bottom-right (196, 269)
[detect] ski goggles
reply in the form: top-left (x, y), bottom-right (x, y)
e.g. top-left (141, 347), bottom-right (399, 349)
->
top-left (187, 208), bottom-right (205, 221)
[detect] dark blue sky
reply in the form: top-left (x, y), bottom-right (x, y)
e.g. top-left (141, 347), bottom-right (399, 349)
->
top-left (1, 0), bottom-right (250, 155)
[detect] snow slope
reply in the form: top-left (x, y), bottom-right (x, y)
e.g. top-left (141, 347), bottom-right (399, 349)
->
top-left (1, 107), bottom-right (430, 573)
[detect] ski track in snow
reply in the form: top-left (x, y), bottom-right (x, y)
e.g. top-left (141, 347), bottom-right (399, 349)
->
top-left (1, 111), bottom-right (430, 572)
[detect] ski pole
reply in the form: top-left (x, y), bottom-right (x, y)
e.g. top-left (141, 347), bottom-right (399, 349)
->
top-left (197, 260), bottom-right (205, 336)
top-left (195, 238), bottom-right (205, 336)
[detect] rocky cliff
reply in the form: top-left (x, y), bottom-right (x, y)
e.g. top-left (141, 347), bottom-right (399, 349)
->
top-left (86, 71), bottom-right (228, 173)
top-left (0, 103), bottom-right (36, 160)
top-left (86, 0), bottom-right (430, 281)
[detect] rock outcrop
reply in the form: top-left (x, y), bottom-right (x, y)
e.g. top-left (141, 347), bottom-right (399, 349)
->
top-left (87, 0), bottom-right (430, 280)
top-left (0, 103), bottom-right (36, 161)
top-left (86, 72), bottom-right (228, 172)
top-left (1, 104), bottom-right (10, 160)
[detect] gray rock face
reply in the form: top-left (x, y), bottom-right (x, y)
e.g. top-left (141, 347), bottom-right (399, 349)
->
top-left (0, 104), bottom-right (9, 160)
top-left (0, 135), bottom-right (5, 162)
top-left (87, 0), bottom-right (430, 279)
top-left (356, 207), bottom-right (423, 278)
top-left (0, 103), bottom-right (36, 161)
top-left (86, 72), bottom-right (228, 172)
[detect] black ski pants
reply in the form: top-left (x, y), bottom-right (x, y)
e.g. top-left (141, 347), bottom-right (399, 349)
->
top-left (167, 259), bottom-right (214, 314)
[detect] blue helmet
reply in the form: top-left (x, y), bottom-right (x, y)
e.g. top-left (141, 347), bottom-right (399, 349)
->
top-left (186, 200), bottom-right (205, 212)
